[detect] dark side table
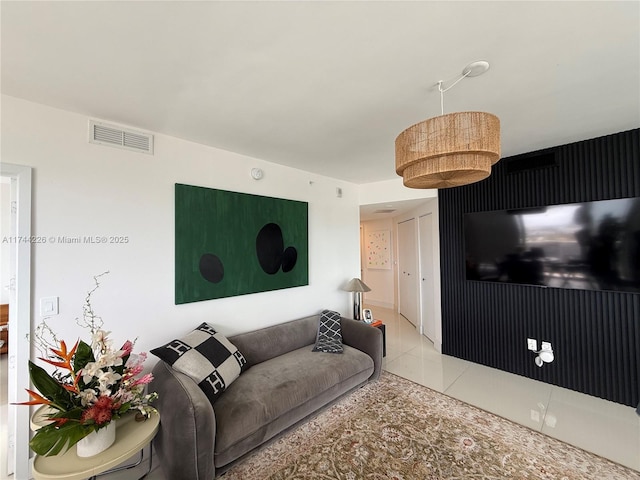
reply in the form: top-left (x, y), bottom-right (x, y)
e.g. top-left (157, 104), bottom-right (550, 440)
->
top-left (370, 322), bottom-right (386, 357)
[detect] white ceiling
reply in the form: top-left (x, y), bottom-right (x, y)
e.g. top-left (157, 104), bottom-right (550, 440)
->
top-left (359, 198), bottom-right (433, 222)
top-left (2, 1), bottom-right (639, 186)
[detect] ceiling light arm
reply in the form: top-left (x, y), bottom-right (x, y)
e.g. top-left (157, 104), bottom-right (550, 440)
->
top-left (437, 70), bottom-right (473, 116)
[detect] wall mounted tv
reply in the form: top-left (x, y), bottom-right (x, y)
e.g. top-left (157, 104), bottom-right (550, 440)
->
top-left (464, 197), bottom-right (640, 293)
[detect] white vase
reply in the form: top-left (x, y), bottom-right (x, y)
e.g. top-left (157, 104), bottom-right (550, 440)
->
top-left (76, 422), bottom-right (116, 457)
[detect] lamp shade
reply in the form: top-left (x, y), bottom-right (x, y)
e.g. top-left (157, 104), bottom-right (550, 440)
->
top-left (344, 278), bottom-right (371, 293)
top-left (395, 111), bottom-right (500, 189)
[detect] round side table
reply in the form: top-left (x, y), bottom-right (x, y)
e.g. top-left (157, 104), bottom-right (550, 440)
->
top-left (32, 410), bottom-right (160, 480)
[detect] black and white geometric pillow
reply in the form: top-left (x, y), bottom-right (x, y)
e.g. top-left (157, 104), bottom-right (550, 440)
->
top-left (151, 323), bottom-right (247, 404)
top-left (312, 309), bottom-right (344, 354)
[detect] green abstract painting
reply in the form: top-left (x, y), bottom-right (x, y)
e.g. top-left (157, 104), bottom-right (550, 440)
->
top-left (175, 183), bottom-right (309, 304)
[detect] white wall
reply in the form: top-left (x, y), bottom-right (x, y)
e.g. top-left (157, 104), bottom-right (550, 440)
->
top-left (359, 178), bottom-right (437, 205)
top-left (360, 217), bottom-right (395, 309)
top-left (1, 94), bottom-right (361, 357)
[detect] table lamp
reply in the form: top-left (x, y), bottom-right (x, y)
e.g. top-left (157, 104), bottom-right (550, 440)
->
top-left (345, 278), bottom-right (371, 320)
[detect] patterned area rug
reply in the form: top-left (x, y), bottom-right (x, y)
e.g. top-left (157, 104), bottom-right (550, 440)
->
top-left (222, 372), bottom-right (639, 479)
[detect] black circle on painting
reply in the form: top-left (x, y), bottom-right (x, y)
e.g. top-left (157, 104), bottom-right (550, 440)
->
top-left (282, 246), bottom-right (298, 273)
top-left (199, 253), bottom-right (224, 283)
top-left (256, 223), bottom-right (284, 275)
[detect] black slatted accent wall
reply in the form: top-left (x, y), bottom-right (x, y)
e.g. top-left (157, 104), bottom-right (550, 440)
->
top-left (439, 128), bottom-right (640, 407)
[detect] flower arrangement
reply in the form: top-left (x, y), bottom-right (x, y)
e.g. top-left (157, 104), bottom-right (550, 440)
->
top-left (17, 273), bottom-right (157, 456)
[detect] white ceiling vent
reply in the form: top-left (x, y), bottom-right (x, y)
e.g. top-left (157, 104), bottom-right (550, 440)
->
top-left (88, 120), bottom-right (154, 154)
top-left (374, 209), bottom-right (396, 215)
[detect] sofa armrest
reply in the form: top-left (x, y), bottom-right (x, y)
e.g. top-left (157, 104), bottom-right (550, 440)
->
top-left (340, 318), bottom-right (383, 380)
top-left (150, 361), bottom-right (216, 480)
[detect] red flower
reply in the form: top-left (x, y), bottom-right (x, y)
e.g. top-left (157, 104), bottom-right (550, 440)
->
top-left (81, 407), bottom-right (95, 423)
top-left (94, 396), bottom-right (113, 409)
top-left (52, 417), bottom-right (69, 427)
top-left (95, 408), bottom-right (112, 425)
top-left (81, 396), bottom-right (115, 425)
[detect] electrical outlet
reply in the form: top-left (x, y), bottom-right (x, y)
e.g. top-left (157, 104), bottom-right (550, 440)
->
top-left (541, 341), bottom-right (552, 351)
top-left (527, 338), bottom-right (537, 351)
top-left (530, 409), bottom-right (540, 422)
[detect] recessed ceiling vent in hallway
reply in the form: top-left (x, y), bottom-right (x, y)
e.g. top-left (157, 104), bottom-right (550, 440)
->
top-left (374, 209), bottom-right (396, 215)
top-left (88, 120), bottom-right (154, 154)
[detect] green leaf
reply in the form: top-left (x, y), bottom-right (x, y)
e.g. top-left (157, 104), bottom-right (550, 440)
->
top-left (28, 362), bottom-right (74, 410)
top-left (47, 406), bottom-right (84, 422)
top-left (116, 401), bottom-right (132, 416)
top-left (30, 422), bottom-right (92, 456)
top-left (113, 362), bottom-right (126, 376)
top-left (73, 341), bottom-right (95, 374)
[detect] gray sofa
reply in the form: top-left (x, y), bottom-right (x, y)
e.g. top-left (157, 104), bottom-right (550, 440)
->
top-left (150, 314), bottom-right (383, 479)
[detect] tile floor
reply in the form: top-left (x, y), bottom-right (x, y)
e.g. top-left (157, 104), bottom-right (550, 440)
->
top-left (377, 305), bottom-right (640, 473)
top-left (1, 307), bottom-right (639, 479)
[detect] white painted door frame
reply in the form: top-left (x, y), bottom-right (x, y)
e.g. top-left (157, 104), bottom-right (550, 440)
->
top-left (1, 163), bottom-right (32, 480)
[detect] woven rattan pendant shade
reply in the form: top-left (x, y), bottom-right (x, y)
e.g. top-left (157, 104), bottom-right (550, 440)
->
top-left (395, 111), bottom-right (501, 189)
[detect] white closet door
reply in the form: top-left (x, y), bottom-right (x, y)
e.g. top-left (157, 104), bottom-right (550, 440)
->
top-left (398, 218), bottom-right (418, 327)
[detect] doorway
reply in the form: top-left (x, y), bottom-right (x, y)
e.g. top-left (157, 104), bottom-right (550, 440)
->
top-left (1, 163), bottom-right (32, 480)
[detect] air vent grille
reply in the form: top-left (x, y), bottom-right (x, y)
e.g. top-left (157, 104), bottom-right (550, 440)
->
top-left (89, 120), bottom-right (153, 154)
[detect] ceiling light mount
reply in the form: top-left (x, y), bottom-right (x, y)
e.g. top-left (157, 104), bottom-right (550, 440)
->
top-left (395, 60), bottom-right (501, 189)
top-left (462, 60), bottom-right (490, 77)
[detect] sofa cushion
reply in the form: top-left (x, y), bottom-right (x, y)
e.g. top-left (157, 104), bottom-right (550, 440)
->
top-left (229, 316), bottom-right (318, 368)
top-left (312, 309), bottom-right (343, 353)
top-left (150, 322), bottom-right (247, 404)
top-left (213, 343), bottom-right (374, 465)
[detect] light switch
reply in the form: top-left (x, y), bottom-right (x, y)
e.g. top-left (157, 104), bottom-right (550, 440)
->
top-left (40, 296), bottom-right (59, 316)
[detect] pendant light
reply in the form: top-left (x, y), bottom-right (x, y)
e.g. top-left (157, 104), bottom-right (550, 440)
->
top-left (395, 61), bottom-right (501, 189)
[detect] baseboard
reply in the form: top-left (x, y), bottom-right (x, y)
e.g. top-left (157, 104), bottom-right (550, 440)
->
top-left (363, 299), bottom-right (394, 309)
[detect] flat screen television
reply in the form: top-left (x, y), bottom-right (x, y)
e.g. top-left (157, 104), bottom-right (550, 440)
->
top-left (464, 197), bottom-right (640, 293)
